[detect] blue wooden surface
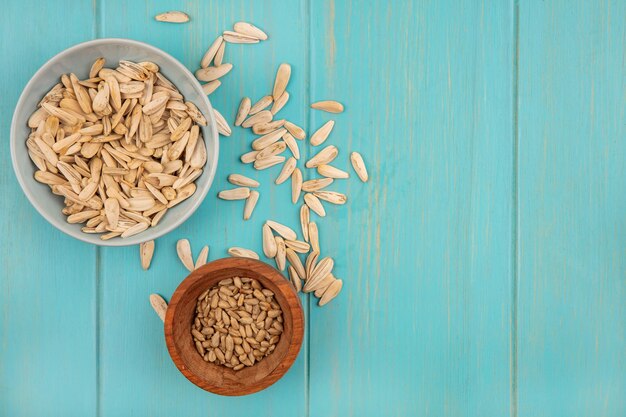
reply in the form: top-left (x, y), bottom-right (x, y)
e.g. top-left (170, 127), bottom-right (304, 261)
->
top-left (0, 1), bottom-right (624, 416)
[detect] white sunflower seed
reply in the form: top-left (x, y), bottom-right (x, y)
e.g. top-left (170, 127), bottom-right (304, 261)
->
top-left (202, 80), bottom-right (221, 95)
top-left (218, 187), bottom-right (251, 200)
top-left (213, 108), bottom-right (232, 136)
top-left (310, 120), bottom-right (335, 146)
top-left (272, 63), bottom-right (291, 100)
top-left (306, 145), bottom-right (338, 168)
top-left (223, 31), bottom-right (259, 44)
top-left (311, 100), bottom-right (344, 113)
top-left (121, 222), bottom-right (149, 238)
top-left (319, 279), bottom-right (343, 306)
top-left (288, 266), bottom-right (302, 292)
top-left (282, 132), bottom-right (300, 159)
top-left (274, 236), bottom-right (286, 271)
top-left (149, 293), bottom-right (168, 322)
top-left (308, 222), bottom-right (320, 253)
top-left (301, 178), bottom-right (334, 192)
top-left (201, 36), bottom-right (224, 68)
top-left (240, 151), bottom-right (259, 164)
top-left (252, 128), bottom-right (287, 150)
top-left (195, 245), bottom-right (209, 269)
top-left (291, 168), bottom-right (302, 204)
top-left (284, 121), bottom-right (305, 139)
top-left (195, 64), bottom-right (233, 82)
top-left (304, 193), bottom-right (326, 216)
top-left (300, 205), bottom-right (310, 242)
top-left (286, 240), bottom-right (310, 254)
top-left (304, 257), bottom-right (334, 292)
top-left (317, 164), bottom-right (349, 179)
top-left (262, 224), bottom-right (277, 258)
top-left (266, 220), bottom-right (297, 240)
top-left (177, 239), bottom-right (195, 271)
top-left (89, 57), bottom-right (106, 79)
top-left (235, 97), bottom-right (251, 126)
top-left (155, 11), bottom-right (189, 23)
top-left (233, 22), bottom-right (268, 40)
top-left (271, 92), bottom-right (289, 115)
top-left (140, 240), bottom-right (155, 270)
top-left (314, 191), bottom-right (347, 205)
top-left (243, 190), bottom-right (259, 220)
top-left (253, 156), bottom-right (285, 170)
top-left (286, 248), bottom-right (306, 279)
top-left (275, 157), bottom-right (297, 185)
top-left (252, 119), bottom-right (285, 135)
top-left (313, 275), bottom-right (336, 297)
top-left (242, 110), bottom-right (273, 128)
top-left (228, 174), bottom-right (259, 188)
top-left (249, 95), bottom-right (273, 115)
top-left (256, 141), bottom-right (286, 160)
top-left (228, 247), bottom-right (260, 259)
top-left (350, 152), bottom-right (369, 182)
top-left (213, 41), bottom-right (226, 66)
top-left (305, 251), bottom-right (319, 280)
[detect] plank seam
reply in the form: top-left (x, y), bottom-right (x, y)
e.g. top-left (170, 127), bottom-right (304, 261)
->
top-left (511, 0), bottom-right (520, 416)
top-left (305, 0), bottom-right (312, 415)
top-left (93, 1), bottom-right (103, 416)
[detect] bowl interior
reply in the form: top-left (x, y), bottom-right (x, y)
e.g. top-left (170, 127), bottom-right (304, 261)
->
top-left (10, 38), bottom-right (219, 246)
top-left (165, 258), bottom-right (304, 396)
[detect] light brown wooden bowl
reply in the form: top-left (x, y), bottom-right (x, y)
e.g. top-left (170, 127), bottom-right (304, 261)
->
top-left (164, 257), bottom-right (304, 396)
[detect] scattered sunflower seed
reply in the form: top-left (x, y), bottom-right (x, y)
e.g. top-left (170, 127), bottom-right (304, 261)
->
top-left (177, 239), bottom-right (195, 271)
top-left (291, 168), bottom-right (303, 203)
top-left (272, 63), bottom-right (291, 100)
top-left (266, 220), bottom-right (297, 240)
top-left (249, 95), bottom-right (273, 115)
top-left (275, 157), bottom-right (297, 185)
top-left (233, 22), bottom-right (268, 40)
top-left (242, 110), bottom-right (273, 128)
top-left (149, 293), bottom-right (168, 322)
top-left (284, 121), bottom-right (306, 140)
top-left (306, 145), bottom-right (338, 168)
top-left (304, 193), bottom-right (326, 217)
top-left (317, 164), bottom-right (349, 179)
top-left (195, 245), bottom-right (209, 269)
top-left (218, 187), bottom-right (251, 200)
top-left (228, 174), bottom-right (259, 188)
top-left (155, 11), bottom-right (190, 23)
top-left (228, 247), bottom-right (260, 259)
top-left (140, 240), bottom-right (155, 270)
top-left (308, 222), bottom-right (320, 253)
top-left (243, 190), bottom-right (259, 220)
top-left (310, 120), bottom-right (335, 146)
top-left (350, 151), bottom-right (369, 182)
top-left (314, 191), bottom-right (347, 205)
top-left (201, 36), bottom-right (224, 68)
top-left (319, 279), bottom-right (343, 306)
top-left (300, 205), bottom-right (310, 242)
top-left (311, 100), bottom-right (344, 113)
top-left (262, 224), bottom-right (277, 258)
top-left (301, 178), bottom-right (334, 192)
top-left (235, 97), bottom-right (251, 126)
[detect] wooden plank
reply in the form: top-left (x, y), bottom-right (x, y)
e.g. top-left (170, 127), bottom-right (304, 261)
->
top-left (0, 2), bottom-right (97, 416)
top-left (96, 1), bottom-right (309, 415)
top-left (517, 1), bottom-right (626, 416)
top-left (307, 1), bottom-right (515, 416)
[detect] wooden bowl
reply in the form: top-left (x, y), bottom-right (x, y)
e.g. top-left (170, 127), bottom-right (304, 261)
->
top-left (164, 257), bottom-right (304, 396)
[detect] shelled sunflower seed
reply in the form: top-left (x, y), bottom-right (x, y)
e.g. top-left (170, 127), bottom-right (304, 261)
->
top-left (192, 277), bottom-right (283, 369)
top-left (140, 240), bottom-right (155, 270)
top-left (154, 11), bottom-right (190, 23)
top-left (27, 58), bottom-right (208, 240)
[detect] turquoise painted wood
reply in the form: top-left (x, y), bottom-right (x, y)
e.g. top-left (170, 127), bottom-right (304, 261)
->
top-left (517, 1), bottom-right (626, 416)
top-left (0, 0), bottom-right (624, 416)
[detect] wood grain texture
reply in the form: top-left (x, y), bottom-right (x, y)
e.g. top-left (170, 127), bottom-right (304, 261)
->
top-left (0, 0), bottom-right (624, 415)
top-left (0, 1), bottom-right (98, 416)
top-left (164, 258), bottom-right (304, 396)
top-left (517, 1), bottom-right (626, 416)
top-left (306, 1), bottom-right (515, 416)
top-left (96, 1), bottom-right (310, 416)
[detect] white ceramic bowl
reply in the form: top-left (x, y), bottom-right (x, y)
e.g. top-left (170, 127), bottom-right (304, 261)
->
top-left (10, 38), bottom-right (219, 246)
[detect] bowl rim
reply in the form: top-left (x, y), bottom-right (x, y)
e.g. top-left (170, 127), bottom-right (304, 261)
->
top-left (164, 258), bottom-right (305, 396)
top-left (10, 38), bottom-right (219, 247)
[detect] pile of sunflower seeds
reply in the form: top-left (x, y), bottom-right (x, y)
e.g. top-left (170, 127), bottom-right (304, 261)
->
top-left (192, 277), bottom-right (283, 369)
top-left (27, 58), bottom-right (208, 240)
